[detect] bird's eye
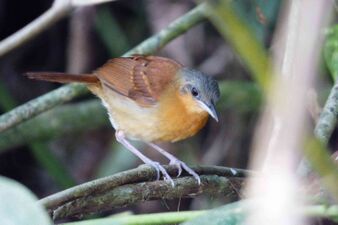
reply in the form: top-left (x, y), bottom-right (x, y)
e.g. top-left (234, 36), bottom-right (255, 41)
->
top-left (191, 87), bottom-right (199, 97)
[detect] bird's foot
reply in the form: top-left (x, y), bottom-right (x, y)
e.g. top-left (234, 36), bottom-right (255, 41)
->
top-left (146, 161), bottom-right (174, 187)
top-left (169, 159), bottom-right (201, 185)
top-left (147, 143), bottom-right (201, 185)
top-left (115, 131), bottom-right (175, 187)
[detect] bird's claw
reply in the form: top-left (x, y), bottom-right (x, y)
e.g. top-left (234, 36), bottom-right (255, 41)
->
top-left (169, 159), bottom-right (183, 177)
top-left (147, 162), bottom-right (175, 187)
top-left (169, 159), bottom-right (201, 185)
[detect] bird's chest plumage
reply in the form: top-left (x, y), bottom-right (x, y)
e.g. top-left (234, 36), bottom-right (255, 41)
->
top-left (91, 84), bottom-right (208, 143)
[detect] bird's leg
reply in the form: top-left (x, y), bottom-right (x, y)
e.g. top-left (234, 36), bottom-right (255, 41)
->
top-left (147, 143), bottom-right (201, 185)
top-left (115, 131), bottom-right (175, 187)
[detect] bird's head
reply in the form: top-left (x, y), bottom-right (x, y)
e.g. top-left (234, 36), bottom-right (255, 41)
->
top-left (178, 68), bottom-right (220, 121)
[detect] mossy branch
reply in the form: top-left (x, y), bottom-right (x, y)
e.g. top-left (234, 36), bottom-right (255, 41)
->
top-left (314, 82), bottom-right (338, 144)
top-left (53, 176), bottom-right (243, 220)
top-left (38, 165), bottom-right (250, 220)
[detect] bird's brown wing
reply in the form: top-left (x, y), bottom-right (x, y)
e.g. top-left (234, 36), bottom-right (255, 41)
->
top-left (93, 55), bottom-right (182, 106)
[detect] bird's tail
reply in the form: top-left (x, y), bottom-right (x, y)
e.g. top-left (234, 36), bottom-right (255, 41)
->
top-left (25, 72), bottom-right (99, 84)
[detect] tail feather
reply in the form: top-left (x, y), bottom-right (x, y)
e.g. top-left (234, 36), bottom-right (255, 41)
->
top-left (25, 72), bottom-right (99, 84)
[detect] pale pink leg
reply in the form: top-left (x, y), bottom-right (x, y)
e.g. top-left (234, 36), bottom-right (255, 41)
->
top-left (115, 131), bottom-right (174, 187)
top-left (148, 143), bottom-right (201, 185)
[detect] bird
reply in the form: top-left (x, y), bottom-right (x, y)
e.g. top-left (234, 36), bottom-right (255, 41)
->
top-left (26, 55), bottom-right (220, 186)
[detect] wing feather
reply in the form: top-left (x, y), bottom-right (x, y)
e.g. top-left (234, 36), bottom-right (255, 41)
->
top-left (93, 55), bottom-right (182, 106)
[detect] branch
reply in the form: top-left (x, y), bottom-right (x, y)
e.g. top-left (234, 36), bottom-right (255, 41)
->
top-left (0, 3), bottom-right (207, 133)
top-left (0, 0), bottom-right (71, 57)
top-left (314, 82), bottom-right (338, 144)
top-left (297, 25), bottom-right (338, 199)
top-left (53, 176), bottom-right (243, 220)
top-left (0, 83), bottom-right (88, 133)
top-left (0, 100), bottom-right (108, 152)
top-left (38, 165), bottom-right (250, 219)
top-left (0, 0), bottom-right (120, 57)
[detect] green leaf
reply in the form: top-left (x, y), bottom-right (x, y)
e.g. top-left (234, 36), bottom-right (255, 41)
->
top-left (0, 176), bottom-right (52, 225)
top-left (324, 25), bottom-right (338, 82)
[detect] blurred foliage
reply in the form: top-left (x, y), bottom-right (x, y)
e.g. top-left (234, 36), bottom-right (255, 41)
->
top-left (218, 81), bottom-right (261, 113)
top-left (0, 79), bottom-right (75, 188)
top-left (205, 0), bottom-right (272, 91)
top-left (95, 6), bottom-right (131, 57)
top-left (0, 176), bottom-right (52, 225)
top-left (234, 0), bottom-right (281, 43)
top-left (324, 25), bottom-right (338, 82)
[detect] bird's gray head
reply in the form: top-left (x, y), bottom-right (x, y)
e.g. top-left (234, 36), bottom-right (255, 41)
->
top-left (179, 68), bottom-right (220, 121)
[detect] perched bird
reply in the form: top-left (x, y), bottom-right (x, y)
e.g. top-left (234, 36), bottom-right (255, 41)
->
top-left (26, 55), bottom-right (220, 186)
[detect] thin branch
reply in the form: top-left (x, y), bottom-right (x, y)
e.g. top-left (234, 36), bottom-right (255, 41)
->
top-left (0, 3), bottom-right (207, 133)
top-left (0, 100), bottom-right (108, 152)
top-left (124, 3), bottom-right (206, 56)
top-left (315, 24), bottom-right (338, 143)
top-left (315, 77), bottom-right (338, 145)
top-left (53, 175), bottom-right (244, 220)
top-left (297, 25), bottom-right (338, 198)
top-left (0, 0), bottom-right (72, 57)
top-left (0, 83), bottom-right (88, 133)
top-left (38, 165), bottom-right (249, 216)
top-left (0, 0), bottom-right (120, 57)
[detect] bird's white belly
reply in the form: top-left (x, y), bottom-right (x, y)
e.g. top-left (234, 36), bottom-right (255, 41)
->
top-left (100, 90), bottom-right (159, 141)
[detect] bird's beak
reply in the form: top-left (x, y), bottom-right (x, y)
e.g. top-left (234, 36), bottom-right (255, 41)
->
top-left (198, 101), bottom-right (219, 122)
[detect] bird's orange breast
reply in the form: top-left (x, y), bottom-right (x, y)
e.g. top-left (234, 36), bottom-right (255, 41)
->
top-left (89, 82), bottom-right (209, 143)
top-left (155, 88), bottom-right (209, 142)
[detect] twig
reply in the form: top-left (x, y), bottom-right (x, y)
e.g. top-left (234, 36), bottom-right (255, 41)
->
top-left (0, 0), bottom-right (120, 57)
top-left (297, 25), bottom-right (338, 198)
top-left (0, 0), bottom-right (71, 57)
top-left (124, 3), bottom-right (206, 56)
top-left (0, 3), bottom-right (207, 133)
top-left (0, 83), bottom-right (88, 133)
top-left (53, 175), bottom-right (243, 220)
top-left (38, 165), bottom-right (249, 217)
top-left (316, 29), bottom-right (338, 144)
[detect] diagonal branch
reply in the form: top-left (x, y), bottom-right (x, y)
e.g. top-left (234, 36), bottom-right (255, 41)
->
top-left (0, 0), bottom-right (121, 57)
top-left (0, 0), bottom-right (71, 57)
